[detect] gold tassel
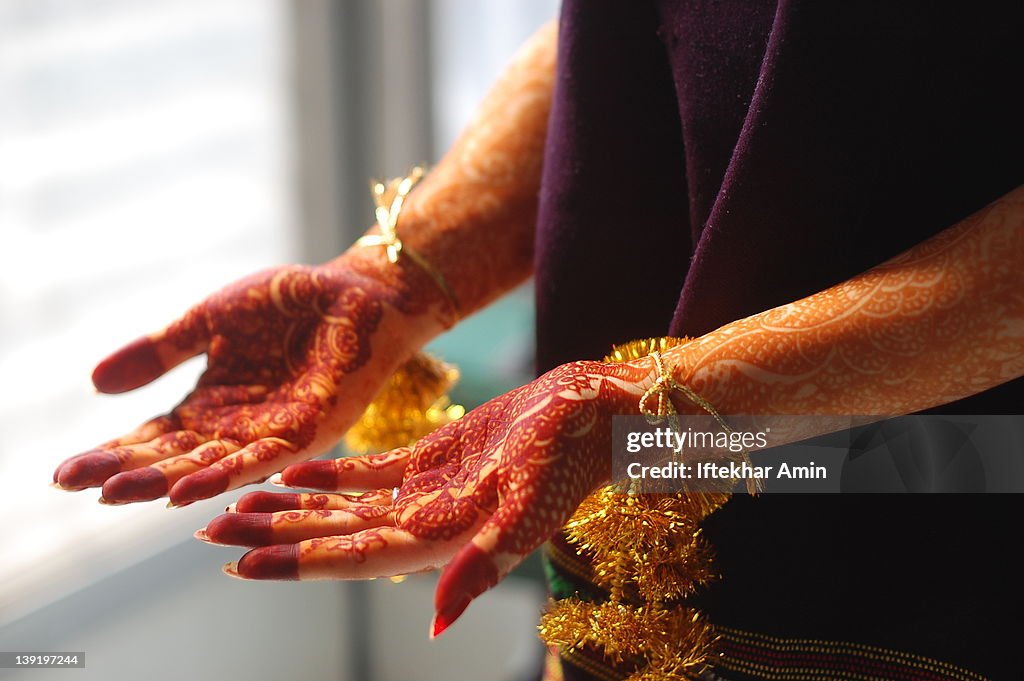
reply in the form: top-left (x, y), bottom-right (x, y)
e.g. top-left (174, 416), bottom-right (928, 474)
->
top-left (540, 337), bottom-right (732, 679)
top-left (602, 337), bottom-right (691, 364)
top-left (344, 352), bottom-right (465, 454)
top-left (346, 168), bottom-right (465, 455)
top-left (539, 600), bottom-right (717, 679)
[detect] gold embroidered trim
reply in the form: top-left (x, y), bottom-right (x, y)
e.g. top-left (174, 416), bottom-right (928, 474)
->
top-left (544, 540), bottom-right (605, 593)
top-left (560, 647), bottom-right (632, 681)
top-left (716, 626), bottom-right (991, 681)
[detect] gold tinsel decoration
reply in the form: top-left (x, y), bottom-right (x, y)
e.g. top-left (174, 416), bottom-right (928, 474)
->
top-left (540, 600), bottom-right (718, 681)
top-left (601, 336), bottom-right (690, 365)
top-left (565, 487), bottom-right (726, 604)
top-left (347, 168), bottom-right (465, 455)
top-left (539, 337), bottom-right (734, 680)
top-left (344, 352), bottom-right (465, 454)
top-left (346, 168), bottom-right (466, 582)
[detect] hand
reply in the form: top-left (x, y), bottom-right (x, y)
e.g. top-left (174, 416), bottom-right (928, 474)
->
top-left (53, 254), bottom-right (446, 506)
top-left (196, 358), bottom-right (653, 636)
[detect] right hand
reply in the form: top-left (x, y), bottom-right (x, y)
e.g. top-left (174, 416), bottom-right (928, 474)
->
top-left (52, 253), bottom-right (449, 507)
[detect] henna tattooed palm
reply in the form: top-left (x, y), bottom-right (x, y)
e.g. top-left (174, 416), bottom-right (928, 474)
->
top-left (53, 258), bottom-right (444, 506)
top-left (197, 359), bottom-right (655, 636)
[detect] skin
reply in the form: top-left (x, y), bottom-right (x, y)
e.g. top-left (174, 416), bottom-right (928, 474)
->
top-left (54, 261), bottom-right (446, 505)
top-left (55, 19), bottom-right (1023, 639)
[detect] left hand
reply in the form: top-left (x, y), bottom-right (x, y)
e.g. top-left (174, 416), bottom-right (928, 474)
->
top-left (197, 358), bottom-right (651, 636)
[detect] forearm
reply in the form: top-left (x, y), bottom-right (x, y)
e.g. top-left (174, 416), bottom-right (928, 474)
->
top-left (665, 186), bottom-right (1024, 416)
top-left (341, 21), bottom-right (557, 329)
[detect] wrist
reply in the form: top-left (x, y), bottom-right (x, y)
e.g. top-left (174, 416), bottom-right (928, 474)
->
top-left (324, 245), bottom-right (454, 342)
top-left (608, 341), bottom-right (721, 418)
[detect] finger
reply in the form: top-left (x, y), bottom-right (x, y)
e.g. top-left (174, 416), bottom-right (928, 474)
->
top-left (101, 439), bottom-right (242, 503)
top-left (92, 307), bottom-right (209, 394)
top-left (232, 489), bottom-right (394, 513)
top-left (168, 437), bottom-right (303, 506)
top-left (56, 430), bottom-right (207, 490)
top-left (227, 525), bottom-right (475, 581)
top-left (433, 473), bottom-right (580, 638)
top-left (279, 448), bottom-right (411, 491)
top-left (199, 506), bottom-right (394, 547)
top-left (53, 415), bottom-right (180, 485)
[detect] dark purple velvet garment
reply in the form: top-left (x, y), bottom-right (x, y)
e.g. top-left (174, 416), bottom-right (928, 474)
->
top-left (534, 1), bottom-right (1022, 678)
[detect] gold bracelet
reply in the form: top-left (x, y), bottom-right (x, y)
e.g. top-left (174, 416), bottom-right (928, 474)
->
top-left (356, 166), bottom-right (460, 317)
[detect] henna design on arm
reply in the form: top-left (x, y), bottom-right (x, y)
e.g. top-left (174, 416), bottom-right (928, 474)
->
top-left (667, 186), bottom-right (1024, 417)
top-left (343, 21), bottom-right (558, 319)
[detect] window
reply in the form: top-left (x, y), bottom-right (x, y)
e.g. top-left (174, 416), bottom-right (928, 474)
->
top-left (1, 1), bottom-right (559, 645)
top-left (0, 0), bottom-right (291, 621)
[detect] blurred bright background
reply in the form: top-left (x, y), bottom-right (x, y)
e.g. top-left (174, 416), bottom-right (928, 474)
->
top-left (0, 1), bottom-right (557, 679)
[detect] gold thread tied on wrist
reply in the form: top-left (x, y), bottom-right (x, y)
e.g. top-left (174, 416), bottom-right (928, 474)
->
top-left (539, 337), bottom-right (734, 681)
top-left (641, 350), bottom-right (761, 496)
top-left (356, 166), bottom-right (460, 318)
top-left (345, 168), bottom-right (465, 456)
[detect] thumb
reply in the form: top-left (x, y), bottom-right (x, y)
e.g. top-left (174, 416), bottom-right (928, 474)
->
top-left (432, 541), bottom-right (500, 639)
top-left (92, 306), bottom-right (209, 393)
top-left (432, 470), bottom-right (585, 638)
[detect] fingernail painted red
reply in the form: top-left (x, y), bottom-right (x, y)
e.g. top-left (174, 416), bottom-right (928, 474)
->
top-left (57, 452), bottom-right (120, 488)
top-left (236, 491), bottom-right (301, 513)
top-left (281, 461), bottom-right (337, 489)
top-left (436, 544), bottom-right (499, 607)
top-left (432, 545), bottom-right (498, 638)
top-left (102, 467), bottom-right (168, 502)
top-left (205, 513), bottom-right (273, 546)
top-left (92, 336), bottom-right (163, 394)
top-left (236, 544), bottom-right (299, 580)
top-left (169, 467), bottom-right (230, 505)
top-left (431, 593), bottom-right (472, 638)
top-left (54, 453), bottom-right (89, 483)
